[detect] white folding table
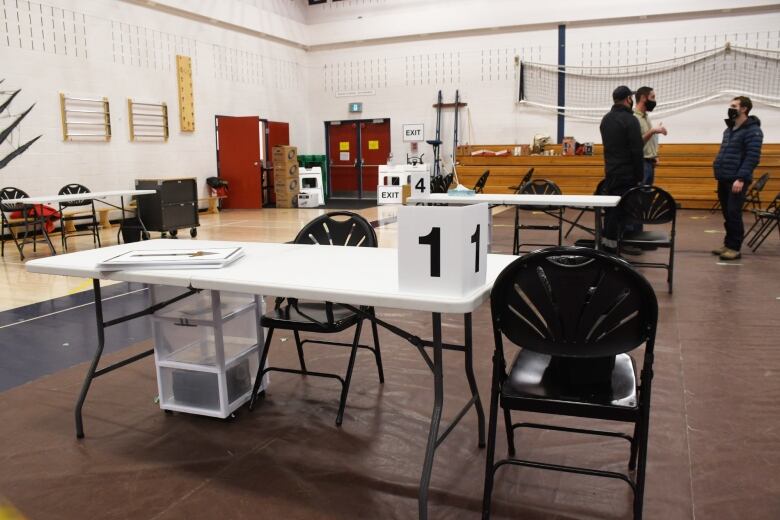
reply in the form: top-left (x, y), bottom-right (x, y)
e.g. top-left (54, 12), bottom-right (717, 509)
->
top-left (26, 239), bottom-right (518, 520)
top-left (2, 189), bottom-right (157, 256)
top-left (406, 193), bottom-right (620, 251)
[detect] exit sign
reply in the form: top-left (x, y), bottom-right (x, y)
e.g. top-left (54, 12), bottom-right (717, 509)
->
top-left (349, 102), bottom-right (363, 113)
top-left (402, 123), bottom-right (424, 142)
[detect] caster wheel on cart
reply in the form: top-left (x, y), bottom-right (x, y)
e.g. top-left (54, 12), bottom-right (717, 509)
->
top-left (142, 231), bottom-right (151, 240)
top-left (169, 229), bottom-right (179, 238)
top-left (190, 228), bottom-right (198, 238)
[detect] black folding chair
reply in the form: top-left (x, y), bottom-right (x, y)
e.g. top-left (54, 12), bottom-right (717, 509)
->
top-left (508, 168), bottom-right (534, 195)
top-left (58, 184), bottom-right (101, 252)
top-left (483, 246), bottom-right (658, 520)
top-left (512, 179), bottom-right (563, 255)
top-left (746, 191), bottom-right (780, 252)
top-left (617, 186), bottom-right (677, 293)
top-left (473, 170), bottom-right (490, 194)
top-left (248, 211), bottom-right (384, 426)
top-left (0, 187), bottom-right (56, 259)
top-left (564, 179), bottom-right (606, 239)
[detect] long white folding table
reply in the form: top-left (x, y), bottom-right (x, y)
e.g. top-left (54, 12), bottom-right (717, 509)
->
top-left (26, 239), bottom-right (517, 519)
top-left (3, 189), bottom-right (157, 255)
top-left (406, 193), bottom-right (620, 250)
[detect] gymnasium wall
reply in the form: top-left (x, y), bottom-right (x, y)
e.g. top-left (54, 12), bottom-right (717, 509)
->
top-left (0, 0), bottom-right (309, 199)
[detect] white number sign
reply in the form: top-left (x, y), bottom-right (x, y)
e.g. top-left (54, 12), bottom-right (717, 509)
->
top-left (405, 164), bottom-right (430, 198)
top-left (398, 204), bottom-right (489, 296)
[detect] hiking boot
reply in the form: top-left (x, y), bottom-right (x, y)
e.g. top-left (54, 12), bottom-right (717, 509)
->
top-left (719, 248), bottom-right (741, 261)
top-left (711, 246), bottom-right (728, 256)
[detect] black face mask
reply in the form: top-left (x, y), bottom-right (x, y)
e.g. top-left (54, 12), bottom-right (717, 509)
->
top-left (728, 108), bottom-right (739, 119)
top-left (645, 100), bottom-right (657, 112)
top-left (627, 99), bottom-right (634, 110)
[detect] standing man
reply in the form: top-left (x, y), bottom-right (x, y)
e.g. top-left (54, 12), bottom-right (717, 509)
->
top-left (599, 85), bottom-right (644, 254)
top-left (712, 96), bottom-right (763, 260)
top-left (634, 86), bottom-right (667, 186)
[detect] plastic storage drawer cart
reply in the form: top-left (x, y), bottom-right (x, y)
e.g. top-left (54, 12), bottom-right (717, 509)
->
top-left (150, 286), bottom-right (268, 418)
top-left (135, 178), bottom-right (199, 238)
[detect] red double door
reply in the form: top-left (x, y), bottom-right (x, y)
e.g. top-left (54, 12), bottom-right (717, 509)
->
top-left (215, 116), bottom-right (289, 208)
top-left (326, 118), bottom-right (391, 199)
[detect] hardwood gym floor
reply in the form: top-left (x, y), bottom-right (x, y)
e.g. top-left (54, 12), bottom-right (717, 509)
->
top-left (0, 206), bottom-right (778, 519)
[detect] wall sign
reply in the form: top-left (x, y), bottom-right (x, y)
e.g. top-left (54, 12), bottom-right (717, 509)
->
top-left (398, 204), bottom-right (489, 296)
top-left (348, 102), bottom-right (363, 113)
top-left (402, 123), bottom-right (424, 142)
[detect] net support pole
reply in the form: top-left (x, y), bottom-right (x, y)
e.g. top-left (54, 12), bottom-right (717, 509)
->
top-left (557, 24), bottom-right (566, 144)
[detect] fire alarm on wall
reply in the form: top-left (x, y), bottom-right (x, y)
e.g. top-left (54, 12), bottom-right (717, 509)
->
top-left (348, 102), bottom-right (363, 113)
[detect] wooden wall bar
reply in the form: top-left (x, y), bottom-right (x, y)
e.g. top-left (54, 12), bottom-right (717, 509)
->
top-left (455, 144), bottom-right (780, 209)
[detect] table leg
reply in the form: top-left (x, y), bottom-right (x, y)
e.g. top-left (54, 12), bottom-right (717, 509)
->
top-left (418, 312), bottom-right (444, 520)
top-left (463, 313), bottom-right (485, 447)
top-left (594, 207), bottom-right (603, 251)
top-left (75, 279), bottom-right (107, 438)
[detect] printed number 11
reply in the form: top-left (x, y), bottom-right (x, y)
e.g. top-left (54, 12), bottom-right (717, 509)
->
top-left (419, 224), bottom-right (481, 278)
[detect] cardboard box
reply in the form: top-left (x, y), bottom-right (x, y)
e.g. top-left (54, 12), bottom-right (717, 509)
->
top-left (274, 177), bottom-right (299, 192)
top-left (275, 193), bottom-right (299, 208)
top-left (272, 145), bottom-right (297, 163)
top-left (273, 163), bottom-right (299, 178)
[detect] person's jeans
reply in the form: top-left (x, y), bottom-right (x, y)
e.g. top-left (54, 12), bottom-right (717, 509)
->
top-left (717, 179), bottom-right (749, 251)
top-left (643, 159), bottom-right (656, 186)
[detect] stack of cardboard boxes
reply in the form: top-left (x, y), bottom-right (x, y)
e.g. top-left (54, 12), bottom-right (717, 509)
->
top-left (273, 145), bottom-right (299, 208)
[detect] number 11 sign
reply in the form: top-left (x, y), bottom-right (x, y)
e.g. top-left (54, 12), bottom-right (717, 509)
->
top-left (398, 203), bottom-right (489, 296)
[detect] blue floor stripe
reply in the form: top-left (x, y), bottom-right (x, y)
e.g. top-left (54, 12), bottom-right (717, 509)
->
top-left (0, 283), bottom-right (153, 392)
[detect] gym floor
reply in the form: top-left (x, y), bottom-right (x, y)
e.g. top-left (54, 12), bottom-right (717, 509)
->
top-left (0, 206), bottom-right (778, 519)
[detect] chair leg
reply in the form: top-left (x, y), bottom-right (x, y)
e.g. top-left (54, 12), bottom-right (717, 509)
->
top-left (249, 327), bottom-right (274, 411)
top-left (369, 307), bottom-right (385, 384)
top-left (335, 320), bottom-right (364, 426)
top-left (512, 207), bottom-right (520, 255)
top-left (564, 209), bottom-right (585, 238)
top-left (482, 378), bottom-right (502, 519)
top-left (292, 330), bottom-right (307, 373)
top-left (557, 208), bottom-right (563, 246)
top-left (633, 413), bottom-right (650, 520)
top-left (667, 240), bottom-right (675, 294)
top-left (503, 406), bottom-right (515, 457)
top-left (628, 418), bottom-right (640, 470)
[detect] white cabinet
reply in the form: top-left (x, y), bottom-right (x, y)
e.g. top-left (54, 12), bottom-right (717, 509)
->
top-left (149, 286), bottom-right (267, 418)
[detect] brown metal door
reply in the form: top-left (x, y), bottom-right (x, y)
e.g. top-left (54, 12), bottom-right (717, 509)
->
top-left (215, 116), bottom-right (262, 209)
top-left (359, 119), bottom-right (391, 198)
top-left (327, 121), bottom-right (360, 198)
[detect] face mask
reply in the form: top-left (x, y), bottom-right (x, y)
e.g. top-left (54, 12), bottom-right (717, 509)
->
top-left (645, 100), bottom-right (657, 112)
top-left (628, 99), bottom-right (634, 109)
top-left (728, 107), bottom-right (739, 119)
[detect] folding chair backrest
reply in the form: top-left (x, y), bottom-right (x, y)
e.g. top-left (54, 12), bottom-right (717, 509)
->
top-left (751, 172), bottom-right (770, 193)
top-left (295, 211), bottom-right (377, 248)
top-left (473, 170), bottom-right (490, 193)
top-left (491, 247), bottom-right (658, 358)
top-left (618, 186), bottom-right (676, 225)
top-left (0, 187), bottom-right (29, 213)
top-left (58, 183), bottom-right (92, 208)
top-left (520, 179), bottom-right (561, 196)
top-left (512, 168), bottom-right (535, 194)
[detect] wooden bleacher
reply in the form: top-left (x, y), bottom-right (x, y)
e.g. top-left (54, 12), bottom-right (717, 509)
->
top-left (456, 143), bottom-right (780, 209)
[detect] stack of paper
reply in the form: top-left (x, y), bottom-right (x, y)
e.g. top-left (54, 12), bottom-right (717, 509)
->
top-left (97, 247), bottom-right (245, 270)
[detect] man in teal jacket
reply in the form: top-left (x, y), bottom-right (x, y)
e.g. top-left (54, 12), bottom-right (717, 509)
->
top-left (712, 96), bottom-right (763, 260)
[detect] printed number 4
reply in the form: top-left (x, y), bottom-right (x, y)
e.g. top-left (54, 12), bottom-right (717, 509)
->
top-left (418, 224), bottom-right (481, 278)
top-left (415, 178), bottom-right (426, 193)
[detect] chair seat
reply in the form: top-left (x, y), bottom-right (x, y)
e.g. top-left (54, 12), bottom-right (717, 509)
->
top-left (261, 301), bottom-right (360, 333)
top-left (622, 230), bottom-right (670, 244)
top-left (502, 350), bottom-right (637, 409)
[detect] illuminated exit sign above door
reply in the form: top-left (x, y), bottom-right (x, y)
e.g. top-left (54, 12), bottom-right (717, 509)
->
top-left (348, 102), bottom-right (363, 113)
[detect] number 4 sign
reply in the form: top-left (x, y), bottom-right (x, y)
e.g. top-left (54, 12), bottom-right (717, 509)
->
top-left (407, 165), bottom-right (430, 197)
top-left (398, 203), bottom-right (489, 296)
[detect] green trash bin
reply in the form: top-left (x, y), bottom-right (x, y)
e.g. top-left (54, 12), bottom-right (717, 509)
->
top-left (298, 154), bottom-right (329, 199)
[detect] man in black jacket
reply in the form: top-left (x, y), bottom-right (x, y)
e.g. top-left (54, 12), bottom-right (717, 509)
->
top-left (712, 96), bottom-right (763, 260)
top-left (599, 85), bottom-right (644, 254)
